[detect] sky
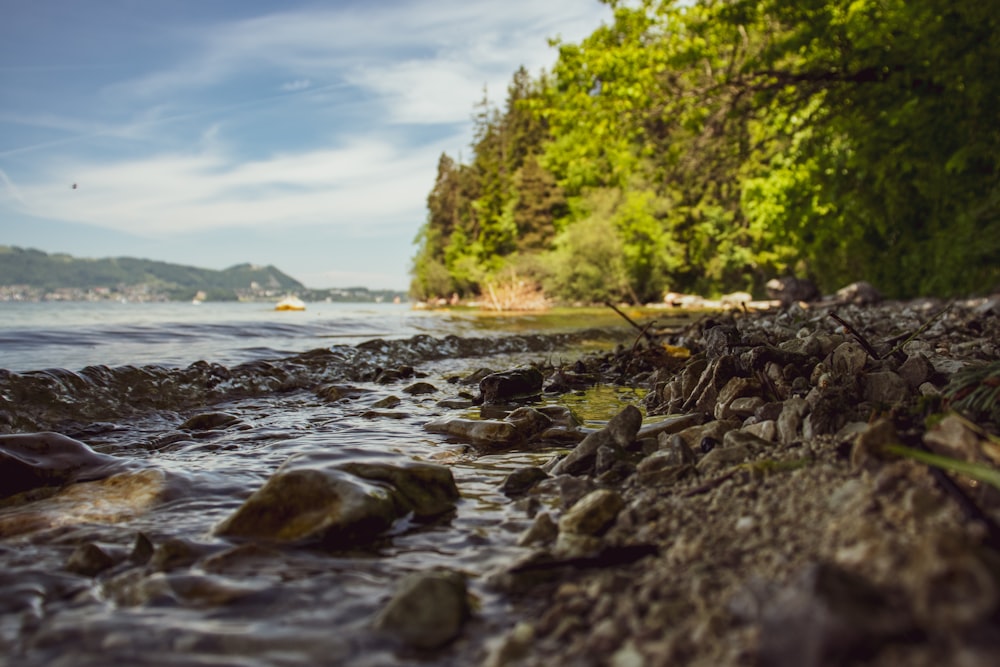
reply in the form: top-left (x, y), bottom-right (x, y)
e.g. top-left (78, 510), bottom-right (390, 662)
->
top-left (0, 1), bottom-right (611, 290)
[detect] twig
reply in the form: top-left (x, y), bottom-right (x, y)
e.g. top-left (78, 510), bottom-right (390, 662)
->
top-left (605, 301), bottom-right (659, 347)
top-left (829, 311), bottom-right (881, 360)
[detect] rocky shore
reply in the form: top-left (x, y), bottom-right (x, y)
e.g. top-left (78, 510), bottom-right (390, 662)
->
top-left (465, 294), bottom-right (1000, 666)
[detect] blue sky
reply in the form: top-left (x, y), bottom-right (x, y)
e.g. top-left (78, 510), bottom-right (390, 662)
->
top-left (0, 1), bottom-right (610, 290)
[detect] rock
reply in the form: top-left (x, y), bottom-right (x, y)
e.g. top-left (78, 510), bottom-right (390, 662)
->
top-left (836, 281), bottom-right (883, 305)
top-left (501, 467), bottom-right (549, 497)
top-left (654, 432), bottom-right (696, 465)
top-left (830, 341), bottom-right (869, 377)
top-left (922, 413), bottom-right (981, 461)
top-left (478, 367), bottom-right (544, 405)
top-left (518, 512), bottom-right (558, 546)
top-left (215, 454), bottom-right (458, 546)
top-left (423, 417), bottom-right (520, 447)
top-left (0, 432), bottom-right (130, 500)
top-left (402, 381), bottom-right (437, 395)
top-left (66, 542), bottom-right (119, 577)
top-left (636, 413), bottom-right (703, 440)
top-left (697, 443), bottom-right (755, 474)
top-left (729, 396), bottom-right (765, 419)
top-left (720, 291), bottom-right (752, 308)
top-left (316, 384), bottom-right (366, 402)
top-left (179, 412), bottom-right (241, 431)
top-left (374, 569), bottom-right (469, 650)
top-left (550, 406), bottom-right (642, 476)
top-left (714, 377), bottom-right (761, 420)
top-left (751, 562), bottom-right (914, 667)
top-left (766, 277), bottom-right (820, 306)
top-left (850, 418), bottom-right (899, 470)
top-left (0, 468), bottom-right (169, 538)
top-left (742, 419), bottom-right (777, 442)
top-left (862, 371), bottom-right (910, 404)
top-left (505, 407), bottom-right (553, 441)
top-left (897, 353), bottom-right (934, 389)
top-left (777, 397), bottom-right (808, 445)
top-left (558, 489), bottom-right (624, 537)
top-left (371, 395), bottom-right (402, 409)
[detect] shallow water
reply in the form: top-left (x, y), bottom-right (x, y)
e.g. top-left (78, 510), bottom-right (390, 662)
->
top-left (0, 303), bottom-right (680, 665)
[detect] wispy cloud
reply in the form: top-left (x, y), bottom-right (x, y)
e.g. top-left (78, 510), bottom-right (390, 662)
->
top-left (280, 79), bottom-right (311, 92)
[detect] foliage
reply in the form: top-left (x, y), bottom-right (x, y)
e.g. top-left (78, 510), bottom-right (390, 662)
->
top-left (410, 0), bottom-right (1000, 303)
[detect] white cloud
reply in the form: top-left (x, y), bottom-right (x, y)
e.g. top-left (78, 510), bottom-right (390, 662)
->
top-left (280, 79), bottom-right (311, 92)
top-left (6, 133), bottom-right (459, 236)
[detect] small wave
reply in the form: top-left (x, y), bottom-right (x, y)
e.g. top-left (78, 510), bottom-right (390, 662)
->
top-left (0, 330), bottom-right (623, 433)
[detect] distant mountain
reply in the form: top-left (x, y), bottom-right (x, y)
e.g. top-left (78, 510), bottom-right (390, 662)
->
top-left (0, 246), bottom-right (303, 301)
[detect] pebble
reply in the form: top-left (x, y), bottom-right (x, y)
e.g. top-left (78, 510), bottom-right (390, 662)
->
top-left (374, 569), bottom-right (469, 650)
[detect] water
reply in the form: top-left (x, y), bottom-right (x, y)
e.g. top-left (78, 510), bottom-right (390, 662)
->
top-left (0, 300), bottom-right (669, 666)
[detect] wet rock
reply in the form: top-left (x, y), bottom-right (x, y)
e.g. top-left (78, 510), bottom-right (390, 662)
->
top-left (863, 371), bottom-right (910, 405)
top-left (150, 537), bottom-right (221, 571)
top-left (501, 467), bottom-right (549, 497)
top-left (374, 569), bottom-right (470, 650)
top-left (316, 384), bottom-right (366, 402)
top-left (179, 411), bottom-right (241, 431)
top-left (519, 512), bottom-right (558, 546)
top-left (550, 406), bottom-right (641, 476)
top-left (402, 381), bottom-right (437, 395)
top-left (505, 407), bottom-right (553, 441)
top-left (750, 562), bottom-right (914, 667)
top-left (423, 417), bottom-right (520, 447)
top-left (371, 395), bottom-right (401, 409)
top-left (215, 454), bottom-right (458, 546)
top-left (0, 468), bottom-right (170, 538)
top-left (767, 277), bottom-right (820, 306)
top-left (558, 489), bottom-right (624, 537)
top-left (66, 542), bottom-right (119, 577)
top-left (478, 367), bottom-right (544, 405)
top-left (0, 431), bottom-right (129, 499)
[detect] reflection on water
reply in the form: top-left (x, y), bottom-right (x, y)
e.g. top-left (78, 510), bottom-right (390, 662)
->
top-left (0, 306), bottom-right (686, 665)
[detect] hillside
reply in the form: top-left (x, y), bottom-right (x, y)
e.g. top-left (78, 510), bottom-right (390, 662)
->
top-left (0, 246), bottom-right (303, 301)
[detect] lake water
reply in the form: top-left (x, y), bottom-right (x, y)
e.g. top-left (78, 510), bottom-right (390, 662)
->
top-left (0, 300), bottom-right (666, 666)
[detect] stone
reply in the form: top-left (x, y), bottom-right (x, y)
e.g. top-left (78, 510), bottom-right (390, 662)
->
top-left (766, 277), bottom-right (820, 306)
top-left (501, 466), bottom-right (549, 497)
top-left (478, 367), bottom-right (545, 405)
top-left (830, 341), bottom-right (869, 377)
top-left (654, 432), bottom-right (696, 465)
top-left (374, 569), bottom-right (469, 650)
top-left (505, 407), bottom-right (553, 441)
top-left (550, 406), bottom-right (641, 476)
top-left (402, 382), bottom-right (437, 395)
top-left (862, 371), bottom-right (910, 404)
top-left (742, 419), bottom-right (777, 442)
top-left (897, 353), bottom-right (934, 389)
top-left (713, 377), bottom-right (761, 420)
top-left (66, 542), bottom-right (118, 577)
top-left (836, 281), bottom-right (883, 305)
top-left (423, 417), bottom-right (520, 447)
top-left (729, 396), bottom-right (765, 419)
top-left (518, 512), bottom-right (558, 546)
top-left (923, 413), bottom-right (981, 461)
top-left (558, 489), bottom-right (624, 536)
top-left (753, 562), bottom-right (913, 667)
top-left (0, 432), bottom-right (131, 500)
top-left (215, 454), bottom-right (458, 546)
top-left (371, 395), bottom-right (402, 409)
top-left (777, 397), bottom-right (808, 445)
top-left (179, 412), bottom-right (241, 431)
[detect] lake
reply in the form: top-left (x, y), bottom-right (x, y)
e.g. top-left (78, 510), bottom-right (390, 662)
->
top-left (0, 299), bottom-right (675, 665)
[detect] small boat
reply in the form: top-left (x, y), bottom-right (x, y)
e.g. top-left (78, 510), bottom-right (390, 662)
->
top-left (275, 296), bottom-right (306, 311)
